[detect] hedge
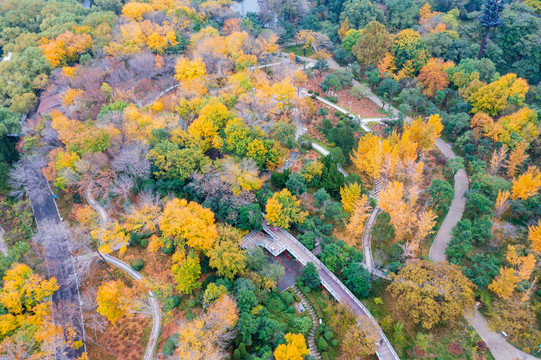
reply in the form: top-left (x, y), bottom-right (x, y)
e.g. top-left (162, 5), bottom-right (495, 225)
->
top-left (130, 259), bottom-right (144, 271)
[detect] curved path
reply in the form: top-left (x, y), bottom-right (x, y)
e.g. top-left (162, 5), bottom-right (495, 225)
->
top-left (86, 188), bottom-right (161, 360)
top-left (288, 54), bottom-right (539, 360)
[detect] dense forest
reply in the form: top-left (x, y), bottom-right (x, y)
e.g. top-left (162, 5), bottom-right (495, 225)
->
top-left (0, 0), bottom-right (539, 359)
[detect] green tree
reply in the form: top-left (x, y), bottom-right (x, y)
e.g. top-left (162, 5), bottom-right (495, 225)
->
top-left (478, 0), bottom-right (505, 59)
top-left (302, 262), bottom-right (321, 289)
top-left (465, 192), bottom-right (494, 218)
top-left (272, 120), bottom-right (296, 149)
top-left (340, 0), bottom-right (385, 30)
top-left (344, 262), bottom-right (371, 297)
top-left (427, 179), bottom-right (455, 215)
top-left (285, 173), bottom-right (307, 196)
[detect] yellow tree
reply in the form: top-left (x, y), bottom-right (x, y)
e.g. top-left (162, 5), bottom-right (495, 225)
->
top-left (351, 133), bottom-right (382, 180)
top-left (490, 146), bottom-right (508, 175)
top-left (378, 181), bottom-right (415, 243)
top-left (273, 333), bottom-right (309, 360)
top-left (294, 30), bottom-right (316, 57)
top-left (174, 294), bottom-right (238, 358)
top-left (171, 249), bottom-right (202, 294)
top-left (207, 240), bottom-right (246, 279)
top-left (265, 189), bottom-right (308, 229)
top-left (158, 198), bottom-right (219, 251)
top-left (489, 267), bottom-right (519, 300)
top-left (342, 316), bottom-right (379, 357)
top-left (505, 141), bottom-right (528, 178)
top-left (388, 260), bottom-right (475, 330)
top-left (174, 57), bottom-right (207, 95)
top-left (406, 114), bottom-right (443, 152)
top-left (510, 167), bottom-right (541, 200)
top-left (338, 16), bottom-right (350, 40)
top-left (411, 210), bottom-right (437, 255)
top-left (345, 195), bottom-right (371, 247)
top-left (468, 73), bottom-right (529, 116)
top-left (417, 58), bottom-right (454, 97)
top-left (96, 280), bottom-right (131, 324)
top-left (340, 182), bottom-right (362, 215)
top-left (494, 190), bottom-right (511, 219)
top-left (93, 221), bottom-right (130, 254)
top-left (528, 220), bottom-right (541, 253)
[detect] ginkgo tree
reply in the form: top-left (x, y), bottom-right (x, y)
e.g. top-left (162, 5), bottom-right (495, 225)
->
top-left (265, 189), bottom-right (308, 229)
top-left (158, 198), bottom-right (219, 251)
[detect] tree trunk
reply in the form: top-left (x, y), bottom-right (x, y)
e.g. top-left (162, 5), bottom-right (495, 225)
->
top-left (97, 251), bottom-right (115, 280)
top-left (478, 27), bottom-right (490, 60)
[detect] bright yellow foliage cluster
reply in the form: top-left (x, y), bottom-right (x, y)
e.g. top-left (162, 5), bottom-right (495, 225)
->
top-left (158, 198), bottom-right (218, 251)
top-left (265, 189), bottom-right (308, 229)
top-left (468, 73), bottom-right (529, 116)
top-left (274, 333), bottom-right (309, 360)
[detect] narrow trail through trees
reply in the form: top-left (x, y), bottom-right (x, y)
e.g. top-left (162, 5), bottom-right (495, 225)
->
top-left (288, 52), bottom-right (537, 360)
top-left (86, 187), bottom-right (161, 360)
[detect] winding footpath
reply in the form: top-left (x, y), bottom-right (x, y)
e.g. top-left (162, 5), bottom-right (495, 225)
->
top-left (287, 52), bottom-right (540, 359)
top-left (85, 188), bottom-right (161, 360)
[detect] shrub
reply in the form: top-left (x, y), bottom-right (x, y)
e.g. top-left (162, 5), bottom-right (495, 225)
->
top-left (163, 295), bottom-right (181, 312)
top-left (239, 343), bottom-right (248, 358)
top-left (321, 118), bottom-right (333, 130)
top-left (186, 311), bottom-right (195, 321)
top-left (287, 305), bottom-right (295, 313)
top-left (318, 108), bottom-right (328, 116)
top-left (322, 353), bottom-right (330, 360)
top-left (311, 94), bottom-right (317, 99)
top-left (162, 339), bottom-right (175, 356)
top-left (308, 89), bottom-right (313, 94)
top-left (314, 91), bottom-right (320, 96)
top-left (324, 331), bottom-right (334, 341)
top-left (161, 239), bottom-right (175, 254)
top-left (286, 293), bottom-right (295, 305)
top-left (233, 349), bottom-right (241, 360)
top-left (130, 259), bottom-right (144, 271)
top-left (296, 280), bottom-right (304, 288)
top-left (331, 339), bottom-right (339, 347)
top-left (324, 325), bottom-right (332, 333)
top-left (304, 286), bottom-right (311, 293)
top-left (318, 337), bottom-right (329, 351)
top-left (334, 110), bottom-right (342, 117)
top-left (129, 232), bottom-right (141, 246)
top-left (324, 95), bottom-right (338, 103)
top-left (140, 238), bottom-right (149, 248)
top-left (188, 299), bottom-right (197, 308)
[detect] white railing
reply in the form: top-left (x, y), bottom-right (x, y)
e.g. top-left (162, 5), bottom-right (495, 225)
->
top-left (272, 226), bottom-right (400, 360)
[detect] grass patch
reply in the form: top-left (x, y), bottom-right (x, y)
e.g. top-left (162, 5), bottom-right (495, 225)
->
top-left (281, 44), bottom-right (315, 58)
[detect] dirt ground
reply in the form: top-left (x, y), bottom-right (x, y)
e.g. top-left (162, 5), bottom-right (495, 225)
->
top-left (305, 73), bottom-right (383, 118)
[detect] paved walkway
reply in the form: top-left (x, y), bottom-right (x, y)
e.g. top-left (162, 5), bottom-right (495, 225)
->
top-left (250, 223), bottom-right (400, 360)
top-left (280, 53), bottom-right (536, 359)
top-left (86, 187), bottom-right (161, 360)
top-left (25, 162), bottom-right (86, 359)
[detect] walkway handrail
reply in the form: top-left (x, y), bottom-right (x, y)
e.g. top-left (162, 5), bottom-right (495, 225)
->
top-left (267, 225), bottom-right (400, 360)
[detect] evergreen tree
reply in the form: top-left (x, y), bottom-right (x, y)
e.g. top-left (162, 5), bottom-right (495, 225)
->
top-left (478, 0), bottom-right (505, 59)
